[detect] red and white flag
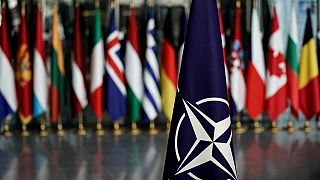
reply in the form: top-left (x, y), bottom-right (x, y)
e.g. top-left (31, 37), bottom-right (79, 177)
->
top-left (266, 8), bottom-right (287, 121)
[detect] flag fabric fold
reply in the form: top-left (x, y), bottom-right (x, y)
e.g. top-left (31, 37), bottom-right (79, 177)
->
top-left (16, 4), bottom-right (32, 125)
top-left (71, 5), bottom-right (88, 116)
top-left (265, 8), bottom-right (287, 121)
top-left (163, 0), bottom-right (237, 179)
top-left (33, 3), bottom-right (48, 118)
top-left (0, 4), bottom-right (17, 122)
top-left (105, 6), bottom-right (126, 121)
top-left (142, 7), bottom-right (161, 122)
top-left (299, 9), bottom-right (320, 120)
top-left (125, 7), bottom-right (143, 123)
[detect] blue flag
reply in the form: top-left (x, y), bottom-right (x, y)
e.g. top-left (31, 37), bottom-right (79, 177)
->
top-left (162, 0), bottom-right (237, 179)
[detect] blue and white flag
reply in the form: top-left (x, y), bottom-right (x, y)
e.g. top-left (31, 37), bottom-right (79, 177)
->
top-left (163, 0), bottom-right (237, 179)
top-left (142, 7), bottom-right (161, 122)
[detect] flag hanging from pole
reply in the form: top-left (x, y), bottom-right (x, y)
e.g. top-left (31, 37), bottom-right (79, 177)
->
top-left (246, 6), bottom-right (266, 120)
top-left (265, 7), bottom-right (287, 121)
top-left (163, 0), bottom-right (237, 179)
top-left (105, 6), bottom-right (126, 121)
top-left (90, 3), bottom-right (105, 122)
top-left (125, 6), bottom-right (143, 123)
top-left (33, 3), bottom-right (48, 118)
top-left (71, 4), bottom-right (88, 116)
top-left (16, 3), bottom-right (32, 125)
top-left (161, 8), bottom-right (177, 121)
top-left (286, 5), bottom-right (299, 118)
top-left (0, 4), bottom-right (17, 122)
top-left (299, 9), bottom-right (320, 120)
top-left (142, 6), bottom-right (161, 122)
top-left (50, 3), bottom-right (65, 123)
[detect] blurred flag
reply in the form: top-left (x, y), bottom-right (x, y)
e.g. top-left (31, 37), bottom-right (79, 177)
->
top-left (266, 8), bottom-right (287, 121)
top-left (163, 0), bottom-right (237, 179)
top-left (141, 7), bottom-right (161, 122)
top-left (125, 6), bottom-right (143, 123)
top-left (230, 1), bottom-right (246, 114)
top-left (90, 3), bottom-right (104, 122)
top-left (50, 3), bottom-right (65, 123)
top-left (161, 8), bottom-right (177, 121)
top-left (177, 8), bottom-right (187, 75)
top-left (105, 5), bottom-right (126, 121)
top-left (286, 5), bottom-right (299, 118)
top-left (16, 2), bottom-right (32, 125)
top-left (33, 3), bottom-right (48, 118)
top-left (71, 4), bottom-right (87, 116)
top-left (0, 4), bottom-right (17, 122)
top-left (246, 6), bottom-right (265, 120)
top-left (299, 9), bottom-right (320, 120)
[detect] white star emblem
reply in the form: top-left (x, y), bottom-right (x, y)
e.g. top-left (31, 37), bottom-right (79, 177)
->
top-left (174, 97), bottom-right (237, 179)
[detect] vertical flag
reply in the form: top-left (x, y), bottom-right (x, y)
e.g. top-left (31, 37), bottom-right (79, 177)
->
top-left (265, 8), bottom-right (287, 121)
top-left (50, 3), bottom-right (65, 123)
top-left (286, 5), bottom-right (299, 118)
top-left (105, 5), bottom-right (126, 121)
top-left (177, 8), bottom-right (187, 74)
top-left (0, 4), bottom-right (17, 122)
top-left (141, 6), bottom-right (161, 122)
top-left (16, 2), bottom-right (32, 125)
top-left (33, 3), bottom-right (48, 118)
top-left (230, 1), bottom-right (246, 113)
top-left (90, 3), bottom-right (104, 122)
top-left (71, 4), bottom-right (88, 116)
top-left (299, 9), bottom-right (320, 120)
top-left (163, 0), bottom-right (237, 179)
top-left (246, 6), bottom-right (266, 120)
top-left (161, 8), bottom-right (177, 121)
top-left (125, 6), bottom-right (143, 123)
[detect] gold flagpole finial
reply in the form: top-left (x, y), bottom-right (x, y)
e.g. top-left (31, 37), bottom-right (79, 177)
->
top-left (21, 0), bottom-right (26, 16)
top-left (95, 0), bottom-right (100, 8)
top-left (130, 0), bottom-right (135, 8)
top-left (217, 0), bottom-right (221, 9)
top-left (75, 0), bottom-right (80, 8)
top-left (236, 0), bottom-right (241, 8)
top-left (111, 0), bottom-right (115, 8)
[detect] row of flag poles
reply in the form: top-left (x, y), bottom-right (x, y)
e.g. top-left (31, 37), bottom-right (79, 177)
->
top-left (0, 0), bottom-right (319, 136)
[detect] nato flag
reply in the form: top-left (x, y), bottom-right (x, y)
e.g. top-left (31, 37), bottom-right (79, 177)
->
top-left (162, 0), bottom-right (237, 179)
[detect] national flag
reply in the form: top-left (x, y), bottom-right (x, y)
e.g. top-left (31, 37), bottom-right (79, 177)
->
top-left (50, 3), bottom-right (65, 123)
top-left (90, 3), bottom-right (105, 122)
top-left (0, 4), bottom-right (17, 122)
top-left (33, 3), bottom-right (48, 118)
top-left (125, 6), bottom-right (143, 123)
top-left (141, 7), bottom-right (161, 122)
top-left (230, 1), bottom-right (246, 113)
top-left (286, 5), bottom-right (299, 118)
top-left (160, 8), bottom-right (177, 121)
top-left (265, 8), bottom-right (287, 121)
top-left (105, 6), bottom-right (126, 121)
top-left (71, 4), bottom-right (88, 116)
top-left (246, 6), bottom-right (266, 120)
top-left (163, 0), bottom-right (237, 179)
top-left (16, 3), bottom-right (32, 125)
top-left (299, 9), bottom-right (320, 120)
top-left (177, 8), bottom-right (187, 75)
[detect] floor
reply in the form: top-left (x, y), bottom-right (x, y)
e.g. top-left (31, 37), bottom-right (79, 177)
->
top-left (0, 130), bottom-right (319, 180)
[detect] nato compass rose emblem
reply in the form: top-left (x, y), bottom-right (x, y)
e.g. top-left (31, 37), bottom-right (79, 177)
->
top-left (173, 97), bottom-right (237, 179)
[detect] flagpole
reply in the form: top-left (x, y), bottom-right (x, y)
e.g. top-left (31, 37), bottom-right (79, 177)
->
top-left (3, 117), bottom-right (12, 137)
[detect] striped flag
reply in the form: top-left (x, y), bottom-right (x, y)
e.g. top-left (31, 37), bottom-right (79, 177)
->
top-left (230, 1), bottom-right (246, 113)
top-left (266, 8), bottom-right (287, 121)
top-left (142, 7), bottom-right (161, 122)
top-left (246, 6), bottom-right (266, 120)
top-left (50, 3), bottom-right (65, 123)
top-left (286, 5), bottom-right (299, 118)
top-left (299, 9), bottom-right (320, 120)
top-left (33, 3), bottom-right (48, 118)
top-left (125, 7), bottom-right (143, 123)
top-left (90, 4), bottom-right (105, 122)
top-left (161, 8), bottom-right (177, 121)
top-left (71, 4), bottom-right (88, 116)
top-left (105, 6), bottom-right (126, 121)
top-left (16, 3), bottom-right (32, 125)
top-left (0, 4), bottom-right (17, 122)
